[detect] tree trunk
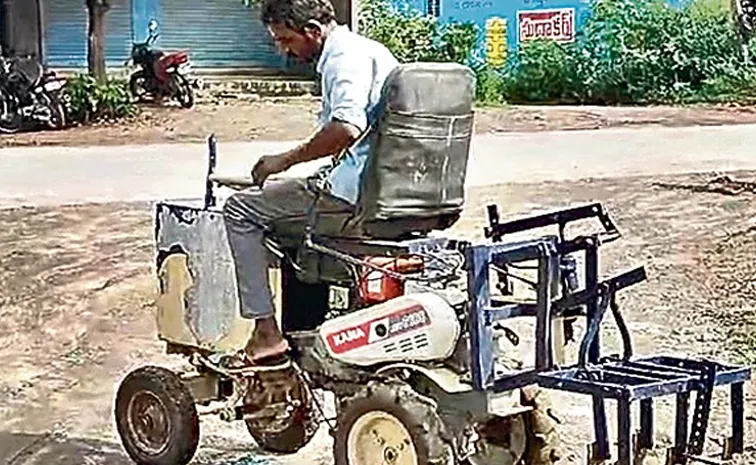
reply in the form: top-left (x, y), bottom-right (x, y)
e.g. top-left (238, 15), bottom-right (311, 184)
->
top-left (86, 0), bottom-right (110, 82)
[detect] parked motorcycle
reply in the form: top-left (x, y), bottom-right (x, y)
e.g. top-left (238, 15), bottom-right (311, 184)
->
top-left (0, 56), bottom-right (66, 134)
top-left (127, 21), bottom-right (194, 109)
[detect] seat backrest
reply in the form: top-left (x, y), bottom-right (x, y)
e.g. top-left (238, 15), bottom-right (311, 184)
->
top-left (9, 56), bottom-right (42, 90)
top-left (354, 62), bottom-right (476, 238)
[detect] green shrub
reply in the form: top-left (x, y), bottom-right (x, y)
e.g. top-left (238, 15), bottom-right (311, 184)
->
top-left (579, 0), bottom-right (748, 103)
top-left (358, 0), bottom-right (437, 62)
top-left (63, 73), bottom-right (137, 124)
top-left (472, 64), bottom-right (507, 105)
top-left (360, 0), bottom-right (756, 105)
top-left (358, 0), bottom-right (479, 64)
top-left (358, 0), bottom-right (502, 101)
top-left (502, 39), bottom-right (583, 103)
top-left (435, 22), bottom-right (480, 64)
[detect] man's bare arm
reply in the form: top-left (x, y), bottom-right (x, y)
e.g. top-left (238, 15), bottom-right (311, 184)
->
top-left (283, 120), bottom-right (362, 168)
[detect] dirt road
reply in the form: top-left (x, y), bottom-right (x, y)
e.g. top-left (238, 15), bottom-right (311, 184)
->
top-left (3, 99), bottom-right (756, 148)
top-left (0, 171), bottom-right (754, 464)
top-left (4, 123), bottom-right (756, 208)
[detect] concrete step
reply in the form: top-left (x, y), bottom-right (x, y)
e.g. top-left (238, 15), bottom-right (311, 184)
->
top-left (51, 67), bottom-right (320, 100)
top-left (195, 75), bottom-right (320, 100)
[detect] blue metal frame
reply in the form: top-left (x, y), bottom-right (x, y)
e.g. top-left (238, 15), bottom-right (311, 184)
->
top-left (467, 202), bottom-right (752, 465)
top-left (465, 236), bottom-right (559, 391)
top-left (204, 135), bottom-right (750, 465)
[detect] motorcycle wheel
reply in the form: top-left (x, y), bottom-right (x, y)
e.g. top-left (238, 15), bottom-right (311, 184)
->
top-left (39, 91), bottom-right (66, 130)
top-left (129, 71), bottom-right (150, 102)
top-left (0, 90), bottom-right (22, 134)
top-left (172, 74), bottom-right (194, 109)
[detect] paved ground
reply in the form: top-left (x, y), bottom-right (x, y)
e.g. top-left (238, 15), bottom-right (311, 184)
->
top-left (0, 171), bottom-right (754, 465)
top-left (3, 99), bottom-right (756, 148)
top-left (2, 114), bottom-right (756, 464)
top-left (3, 124), bottom-right (756, 208)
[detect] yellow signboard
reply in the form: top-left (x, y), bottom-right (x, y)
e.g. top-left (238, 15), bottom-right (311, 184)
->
top-left (485, 17), bottom-right (507, 68)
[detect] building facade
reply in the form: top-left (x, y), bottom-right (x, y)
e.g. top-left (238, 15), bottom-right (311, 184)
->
top-left (1, 0), bottom-right (43, 59)
top-left (40, 0), bottom-right (288, 71)
top-left (397, 0), bottom-right (588, 67)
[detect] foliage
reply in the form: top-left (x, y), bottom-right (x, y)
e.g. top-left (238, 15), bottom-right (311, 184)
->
top-left (472, 63), bottom-right (508, 105)
top-left (62, 73), bottom-right (137, 124)
top-left (501, 39), bottom-right (583, 104)
top-left (359, 0), bottom-right (756, 104)
top-left (577, 0), bottom-right (749, 103)
top-left (505, 0), bottom-right (756, 104)
top-left (358, 0), bottom-right (499, 104)
top-left (358, 0), bottom-right (478, 64)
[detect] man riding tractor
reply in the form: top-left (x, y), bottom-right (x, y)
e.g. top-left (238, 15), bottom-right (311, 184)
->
top-left (223, 0), bottom-right (400, 367)
top-left (222, 3), bottom-right (560, 463)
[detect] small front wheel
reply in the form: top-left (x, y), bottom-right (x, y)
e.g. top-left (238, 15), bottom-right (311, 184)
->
top-left (115, 365), bottom-right (200, 465)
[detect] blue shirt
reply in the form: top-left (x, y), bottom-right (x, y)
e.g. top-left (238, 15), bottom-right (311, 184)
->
top-left (316, 25), bottom-right (399, 205)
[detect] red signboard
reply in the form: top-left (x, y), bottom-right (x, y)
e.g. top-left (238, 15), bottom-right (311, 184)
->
top-left (517, 8), bottom-right (575, 44)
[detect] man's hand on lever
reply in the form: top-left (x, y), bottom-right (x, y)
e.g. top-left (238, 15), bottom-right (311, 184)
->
top-left (250, 121), bottom-right (361, 188)
top-left (251, 154), bottom-right (293, 187)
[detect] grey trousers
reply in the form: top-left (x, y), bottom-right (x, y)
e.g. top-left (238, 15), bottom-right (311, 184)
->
top-left (222, 177), bottom-right (353, 320)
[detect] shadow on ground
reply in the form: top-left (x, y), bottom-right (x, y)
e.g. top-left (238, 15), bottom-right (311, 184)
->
top-left (0, 431), bottom-right (129, 464)
top-left (0, 431), bottom-right (276, 465)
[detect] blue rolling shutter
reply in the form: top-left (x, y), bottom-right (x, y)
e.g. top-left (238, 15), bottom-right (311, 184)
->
top-left (156, 0), bottom-right (283, 69)
top-left (42, 0), bottom-right (87, 67)
top-left (43, 0), bottom-right (132, 68)
top-left (105, 0), bottom-right (133, 66)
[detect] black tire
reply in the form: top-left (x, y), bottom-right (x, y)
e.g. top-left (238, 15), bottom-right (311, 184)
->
top-left (334, 381), bottom-right (455, 465)
top-left (0, 91), bottom-right (22, 134)
top-left (244, 368), bottom-right (319, 454)
top-left (173, 73), bottom-right (194, 109)
top-left (456, 388), bottom-right (560, 465)
top-left (39, 92), bottom-right (66, 130)
top-left (245, 409), bottom-right (318, 454)
top-left (129, 71), bottom-right (149, 102)
top-left (114, 365), bottom-right (200, 465)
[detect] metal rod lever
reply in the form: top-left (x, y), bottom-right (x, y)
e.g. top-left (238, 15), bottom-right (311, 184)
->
top-left (578, 286), bottom-right (612, 367)
top-left (682, 454), bottom-right (726, 465)
top-left (731, 382), bottom-right (745, 454)
top-left (204, 134), bottom-right (217, 209)
top-left (640, 399), bottom-right (654, 449)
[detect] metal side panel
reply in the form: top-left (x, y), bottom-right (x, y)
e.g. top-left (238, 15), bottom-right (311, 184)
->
top-left (156, 0), bottom-right (283, 68)
top-left (42, 0), bottom-right (87, 68)
top-left (104, 0), bottom-right (133, 66)
top-left (154, 200), bottom-right (254, 353)
top-left (43, 0), bottom-right (133, 68)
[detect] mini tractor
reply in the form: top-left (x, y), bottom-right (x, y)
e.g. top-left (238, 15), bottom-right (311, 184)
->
top-left (113, 62), bottom-right (751, 465)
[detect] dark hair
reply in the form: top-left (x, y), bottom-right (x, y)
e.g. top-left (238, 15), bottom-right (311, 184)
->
top-left (260, 0), bottom-right (337, 31)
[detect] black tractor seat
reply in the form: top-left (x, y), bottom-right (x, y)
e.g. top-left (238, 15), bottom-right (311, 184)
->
top-left (276, 61), bottom-right (476, 245)
top-left (270, 61), bottom-right (476, 283)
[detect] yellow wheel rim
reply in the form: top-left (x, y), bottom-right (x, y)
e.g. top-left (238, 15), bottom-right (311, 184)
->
top-left (346, 411), bottom-right (419, 465)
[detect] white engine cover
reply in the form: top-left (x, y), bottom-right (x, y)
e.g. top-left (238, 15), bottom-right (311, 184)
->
top-left (318, 292), bottom-right (461, 367)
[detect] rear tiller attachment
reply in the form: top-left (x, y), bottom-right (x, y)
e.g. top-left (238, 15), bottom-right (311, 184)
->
top-left (466, 202), bottom-right (751, 465)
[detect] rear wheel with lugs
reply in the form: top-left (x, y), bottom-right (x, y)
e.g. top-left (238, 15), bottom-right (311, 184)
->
top-left (334, 380), bottom-right (455, 465)
top-left (114, 365), bottom-right (200, 465)
top-left (244, 367), bottom-right (319, 453)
